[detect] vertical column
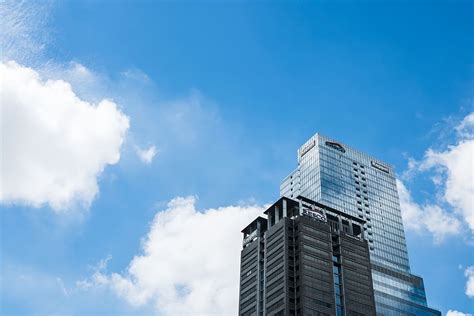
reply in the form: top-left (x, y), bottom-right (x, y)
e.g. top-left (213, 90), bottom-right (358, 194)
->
top-left (283, 199), bottom-right (287, 218)
top-left (275, 206), bottom-right (280, 223)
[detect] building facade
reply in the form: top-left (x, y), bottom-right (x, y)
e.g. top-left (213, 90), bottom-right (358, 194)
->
top-left (280, 133), bottom-right (440, 316)
top-left (239, 196), bottom-right (376, 316)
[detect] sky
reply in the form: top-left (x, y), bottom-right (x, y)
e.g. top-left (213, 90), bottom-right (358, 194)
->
top-left (0, 0), bottom-right (473, 315)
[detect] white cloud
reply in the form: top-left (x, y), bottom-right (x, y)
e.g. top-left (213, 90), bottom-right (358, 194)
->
top-left (135, 145), bottom-right (158, 164)
top-left (39, 61), bottom-right (107, 104)
top-left (0, 61), bottom-right (130, 211)
top-left (399, 112), bottom-right (474, 241)
top-left (79, 196), bottom-right (264, 315)
top-left (447, 310), bottom-right (473, 316)
top-left (465, 265), bottom-right (474, 298)
top-left (419, 140), bottom-right (474, 232)
top-left (456, 112), bottom-right (474, 138)
top-left (397, 179), bottom-right (462, 243)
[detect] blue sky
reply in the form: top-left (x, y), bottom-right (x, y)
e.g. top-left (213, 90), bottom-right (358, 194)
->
top-left (1, 1), bottom-right (473, 315)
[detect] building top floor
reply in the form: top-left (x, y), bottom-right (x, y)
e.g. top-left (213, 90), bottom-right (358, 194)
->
top-left (242, 195), bottom-right (366, 248)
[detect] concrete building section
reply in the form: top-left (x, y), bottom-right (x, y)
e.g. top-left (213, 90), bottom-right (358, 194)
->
top-left (239, 196), bottom-right (377, 316)
top-left (239, 217), bottom-right (267, 315)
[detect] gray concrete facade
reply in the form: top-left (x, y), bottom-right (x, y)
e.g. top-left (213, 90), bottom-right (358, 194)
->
top-left (239, 196), bottom-right (376, 316)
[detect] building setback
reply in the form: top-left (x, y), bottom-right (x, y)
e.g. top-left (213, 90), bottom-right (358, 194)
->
top-left (280, 133), bottom-right (440, 315)
top-left (238, 196), bottom-right (376, 316)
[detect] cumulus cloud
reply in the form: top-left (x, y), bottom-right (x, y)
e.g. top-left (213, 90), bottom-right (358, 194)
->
top-left (447, 310), bottom-right (473, 316)
top-left (456, 112), bottom-right (474, 138)
top-left (0, 61), bottom-right (130, 211)
top-left (399, 112), bottom-right (474, 241)
top-left (418, 119), bottom-right (474, 232)
top-left (397, 179), bottom-right (462, 243)
top-left (465, 265), bottom-right (474, 298)
top-left (135, 145), bottom-right (158, 164)
top-left (78, 196), bottom-right (264, 315)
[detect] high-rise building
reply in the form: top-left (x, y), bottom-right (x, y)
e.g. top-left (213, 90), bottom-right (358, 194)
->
top-left (280, 133), bottom-right (440, 315)
top-left (239, 196), bottom-right (376, 316)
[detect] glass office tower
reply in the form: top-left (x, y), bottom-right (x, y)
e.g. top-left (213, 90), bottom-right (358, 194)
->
top-left (281, 133), bottom-right (440, 316)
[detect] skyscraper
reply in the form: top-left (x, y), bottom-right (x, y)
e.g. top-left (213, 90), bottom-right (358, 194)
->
top-left (280, 133), bottom-right (440, 315)
top-left (239, 196), bottom-right (376, 316)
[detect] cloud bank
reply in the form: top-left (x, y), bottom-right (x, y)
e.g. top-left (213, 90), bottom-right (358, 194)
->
top-left (418, 113), bottom-right (474, 232)
top-left (397, 179), bottom-right (462, 243)
top-left (447, 311), bottom-right (473, 316)
top-left (465, 265), bottom-right (474, 298)
top-left (79, 196), bottom-right (263, 315)
top-left (398, 112), bottom-right (474, 242)
top-left (0, 61), bottom-right (130, 211)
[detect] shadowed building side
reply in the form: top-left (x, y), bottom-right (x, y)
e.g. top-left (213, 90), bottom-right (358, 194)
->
top-left (238, 196), bottom-right (376, 316)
